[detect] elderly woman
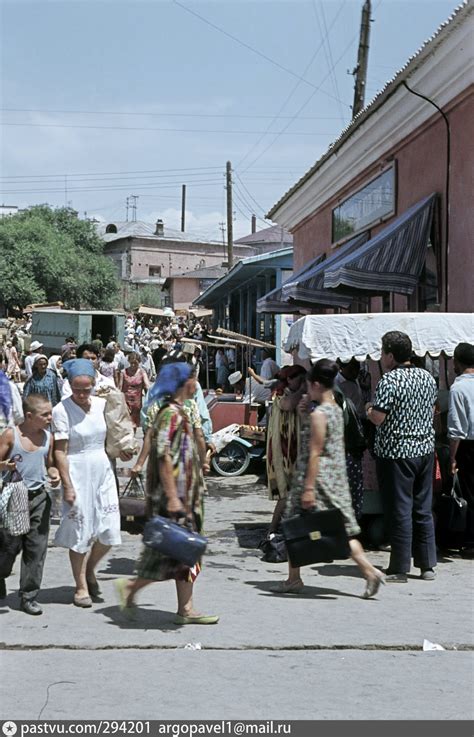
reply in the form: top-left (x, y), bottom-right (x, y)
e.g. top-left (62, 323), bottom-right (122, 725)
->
top-left (52, 359), bottom-right (123, 607)
top-left (116, 362), bottom-right (218, 625)
top-left (23, 354), bottom-right (61, 407)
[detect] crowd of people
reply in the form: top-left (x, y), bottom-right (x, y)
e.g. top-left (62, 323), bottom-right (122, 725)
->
top-left (0, 312), bottom-right (472, 623)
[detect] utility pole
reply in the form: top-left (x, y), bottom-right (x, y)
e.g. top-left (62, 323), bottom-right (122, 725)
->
top-left (129, 194), bottom-right (139, 222)
top-left (181, 184), bottom-right (186, 232)
top-left (226, 161), bottom-right (234, 268)
top-left (352, 0), bottom-right (372, 119)
top-left (126, 196), bottom-right (130, 222)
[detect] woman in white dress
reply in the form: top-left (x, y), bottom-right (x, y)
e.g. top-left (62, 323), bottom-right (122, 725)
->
top-left (52, 359), bottom-right (122, 608)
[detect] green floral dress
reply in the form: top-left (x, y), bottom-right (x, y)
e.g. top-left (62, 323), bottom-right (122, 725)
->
top-left (286, 402), bottom-right (360, 537)
top-left (137, 400), bottom-right (204, 582)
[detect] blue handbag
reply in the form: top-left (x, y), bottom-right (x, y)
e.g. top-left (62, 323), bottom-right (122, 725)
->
top-left (143, 515), bottom-right (207, 567)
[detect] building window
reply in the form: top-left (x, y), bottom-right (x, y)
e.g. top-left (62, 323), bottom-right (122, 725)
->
top-left (105, 224), bottom-right (118, 233)
top-left (149, 265), bottom-right (161, 277)
top-left (332, 164), bottom-right (396, 243)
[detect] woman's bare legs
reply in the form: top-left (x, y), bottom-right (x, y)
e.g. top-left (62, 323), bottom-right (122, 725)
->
top-left (69, 551), bottom-right (88, 598)
top-left (349, 539), bottom-right (385, 597)
top-left (85, 542), bottom-right (111, 586)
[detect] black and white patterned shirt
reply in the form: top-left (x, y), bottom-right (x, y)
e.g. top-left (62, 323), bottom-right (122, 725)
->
top-left (373, 366), bottom-right (437, 460)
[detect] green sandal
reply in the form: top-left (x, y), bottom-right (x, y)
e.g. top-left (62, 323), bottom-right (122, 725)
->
top-left (174, 614), bottom-right (219, 625)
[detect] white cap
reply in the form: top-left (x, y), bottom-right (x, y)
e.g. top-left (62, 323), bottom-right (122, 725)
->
top-left (182, 343), bottom-right (196, 355)
top-left (30, 340), bottom-right (43, 351)
top-left (228, 371), bottom-right (243, 386)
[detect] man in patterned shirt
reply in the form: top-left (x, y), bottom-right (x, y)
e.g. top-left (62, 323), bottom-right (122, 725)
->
top-left (367, 331), bottom-right (438, 582)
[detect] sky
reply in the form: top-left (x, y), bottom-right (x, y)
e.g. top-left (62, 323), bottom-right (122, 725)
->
top-left (0, 0), bottom-right (462, 241)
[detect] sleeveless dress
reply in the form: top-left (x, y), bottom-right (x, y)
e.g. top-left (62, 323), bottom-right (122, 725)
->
top-left (121, 368), bottom-right (147, 427)
top-left (286, 403), bottom-right (360, 537)
top-left (52, 396), bottom-right (121, 553)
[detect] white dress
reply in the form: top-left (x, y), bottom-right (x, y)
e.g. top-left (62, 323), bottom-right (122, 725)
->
top-left (52, 396), bottom-right (121, 553)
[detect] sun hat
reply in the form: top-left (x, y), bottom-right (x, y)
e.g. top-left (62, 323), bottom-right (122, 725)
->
top-left (228, 371), bottom-right (243, 386)
top-left (30, 340), bottom-right (43, 351)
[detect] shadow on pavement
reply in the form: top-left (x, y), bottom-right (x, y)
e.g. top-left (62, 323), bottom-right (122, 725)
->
top-left (95, 604), bottom-right (182, 631)
top-left (244, 579), bottom-right (361, 599)
top-left (312, 563), bottom-right (367, 579)
top-left (99, 557), bottom-right (137, 576)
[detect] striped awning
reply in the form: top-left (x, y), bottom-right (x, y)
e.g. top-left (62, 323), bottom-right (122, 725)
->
top-left (323, 194), bottom-right (437, 295)
top-left (256, 255), bottom-right (325, 313)
top-left (282, 232), bottom-right (369, 306)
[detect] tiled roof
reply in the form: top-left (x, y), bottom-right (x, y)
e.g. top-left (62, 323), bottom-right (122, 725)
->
top-left (235, 224), bottom-right (293, 245)
top-left (267, 1), bottom-right (471, 220)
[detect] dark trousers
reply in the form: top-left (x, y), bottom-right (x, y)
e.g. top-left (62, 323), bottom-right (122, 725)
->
top-left (0, 490), bottom-right (51, 600)
top-left (456, 440), bottom-right (474, 545)
top-left (376, 453), bottom-right (437, 573)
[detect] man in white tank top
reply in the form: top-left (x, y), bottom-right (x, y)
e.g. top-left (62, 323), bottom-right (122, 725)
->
top-left (0, 395), bottom-right (60, 614)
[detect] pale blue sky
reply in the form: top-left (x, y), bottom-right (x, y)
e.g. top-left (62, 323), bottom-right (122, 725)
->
top-left (0, 0), bottom-right (461, 238)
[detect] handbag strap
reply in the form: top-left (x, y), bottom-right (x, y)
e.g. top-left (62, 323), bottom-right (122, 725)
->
top-left (121, 475), bottom-right (146, 498)
top-left (450, 473), bottom-right (464, 502)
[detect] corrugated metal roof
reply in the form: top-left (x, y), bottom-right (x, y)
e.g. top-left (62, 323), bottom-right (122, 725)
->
top-left (167, 265), bottom-right (227, 280)
top-left (96, 220), bottom-right (223, 245)
top-left (235, 224), bottom-right (293, 245)
top-left (267, 1), bottom-right (471, 220)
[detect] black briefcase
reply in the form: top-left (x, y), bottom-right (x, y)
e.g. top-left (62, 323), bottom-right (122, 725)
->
top-left (282, 509), bottom-right (351, 568)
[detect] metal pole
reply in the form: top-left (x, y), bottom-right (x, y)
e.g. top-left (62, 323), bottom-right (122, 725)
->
top-left (226, 161), bottom-right (234, 268)
top-left (181, 184), bottom-right (186, 232)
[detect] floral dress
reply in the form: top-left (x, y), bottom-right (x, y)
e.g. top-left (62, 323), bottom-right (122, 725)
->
top-left (286, 402), bottom-right (360, 537)
top-left (121, 368), bottom-right (147, 428)
top-left (137, 401), bottom-right (204, 582)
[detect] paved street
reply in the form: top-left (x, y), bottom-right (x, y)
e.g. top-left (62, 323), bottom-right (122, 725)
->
top-left (1, 473), bottom-right (473, 720)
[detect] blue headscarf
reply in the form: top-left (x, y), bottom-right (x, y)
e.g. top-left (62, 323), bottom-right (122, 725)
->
top-left (0, 370), bottom-right (12, 421)
top-left (62, 358), bottom-right (96, 382)
top-left (146, 362), bottom-right (192, 408)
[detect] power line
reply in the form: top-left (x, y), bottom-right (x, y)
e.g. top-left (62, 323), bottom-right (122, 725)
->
top-left (236, 0), bottom-right (347, 169)
top-left (0, 107), bottom-right (348, 121)
top-left (0, 166), bottom-right (222, 180)
top-left (2, 121), bottom-right (341, 136)
top-left (0, 179), bottom-right (224, 195)
top-left (239, 32), bottom-right (359, 174)
top-left (315, 1), bottom-right (347, 127)
top-left (172, 0), bottom-right (350, 108)
top-left (234, 174), bottom-right (268, 219)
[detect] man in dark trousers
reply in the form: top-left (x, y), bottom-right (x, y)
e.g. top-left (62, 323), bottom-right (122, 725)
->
top-left (448, 342), bottom-right (474, 551)
top-left (367, 331), bottom-right (438, 582)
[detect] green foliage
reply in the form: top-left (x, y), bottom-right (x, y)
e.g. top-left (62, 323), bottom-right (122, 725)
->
top-left (128, 284), bottom-right (164, 311)
top-left (0, 206), bottom-right (119, 310)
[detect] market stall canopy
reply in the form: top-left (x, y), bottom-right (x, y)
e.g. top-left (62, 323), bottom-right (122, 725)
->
top-left (284, 312), bottom-right (474, 362)
top-left (323, 194), bottom-right (436, 295)
top-left (188, 308), bottom-right (213, 318)
top-left (137, 305), bottom-right (175, 317)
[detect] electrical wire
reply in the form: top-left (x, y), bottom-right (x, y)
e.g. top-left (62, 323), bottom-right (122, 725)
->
top-left (2, 121), bottom-right (340, 136)
top-left (0, 107), bottom-right (346, 121)
top-left (236, 0), bottom-right (347, 170)
top-left (172, 0), bottom-right (350, 108)
top-left (315, 1), bottom-right (347, 127)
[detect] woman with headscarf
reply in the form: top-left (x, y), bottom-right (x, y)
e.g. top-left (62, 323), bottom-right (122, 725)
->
top-left (48, 355), bottom-right (64, 392)
top-left (115, 362), bottom-right (218, 625)
top-left (23, 355), bottom-right (61, 407)
top-left (266, 364), bottom-right (307, 535)
top-left (52, 359), bottom-right (123, 607)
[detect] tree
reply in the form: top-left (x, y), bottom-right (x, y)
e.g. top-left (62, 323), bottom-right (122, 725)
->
top-left (0, 206), bottom-right (119, 311)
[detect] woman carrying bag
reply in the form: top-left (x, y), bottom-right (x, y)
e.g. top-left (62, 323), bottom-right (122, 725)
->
top-left (115, 362), bottom-right (218, 625)
top-left (274, 359), bottom-right (384, 599)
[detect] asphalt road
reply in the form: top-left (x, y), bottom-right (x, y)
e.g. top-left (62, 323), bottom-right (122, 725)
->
top-left (1, 473), bottom-right (473, 721)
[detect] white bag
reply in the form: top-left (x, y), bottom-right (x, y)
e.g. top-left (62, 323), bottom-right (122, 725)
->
top-left (96, 386), bottom-right (138, 459)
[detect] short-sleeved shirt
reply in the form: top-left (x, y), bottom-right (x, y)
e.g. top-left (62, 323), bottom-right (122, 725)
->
top-left (373, 366), bottom-right (437, 459)
top-left (448, 373), bottom-right (474, 440)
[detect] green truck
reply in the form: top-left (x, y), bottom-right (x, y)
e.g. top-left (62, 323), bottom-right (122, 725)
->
top-left (31, 309), bottom-right (126, 353)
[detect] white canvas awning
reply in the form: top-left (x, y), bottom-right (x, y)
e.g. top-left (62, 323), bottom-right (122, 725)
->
top-left (284, 313), bottom-right (474, 362)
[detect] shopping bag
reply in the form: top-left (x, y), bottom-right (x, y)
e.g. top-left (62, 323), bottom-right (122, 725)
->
top-left (143, 515), bottom-right (207, 567)
top-left (119, 475), bottom-right (147, 535)
top-left (436, 473), bottom-right (467, 535)
top-left (96, 386), bottom-right (138, 459)
top-left (0, 468), bottom-right (30, 536)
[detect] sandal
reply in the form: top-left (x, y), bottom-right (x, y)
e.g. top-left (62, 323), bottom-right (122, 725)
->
top-left (114, 578), bottom-right (136, 618)
top-left (362, 572), bottom-right (386, 599)
top-left (73, 593), bottom-right (92, 608)
top-left (271, 579), bottom-right (304, 594)
top-left (174, 614), bottom-right (219, 625)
